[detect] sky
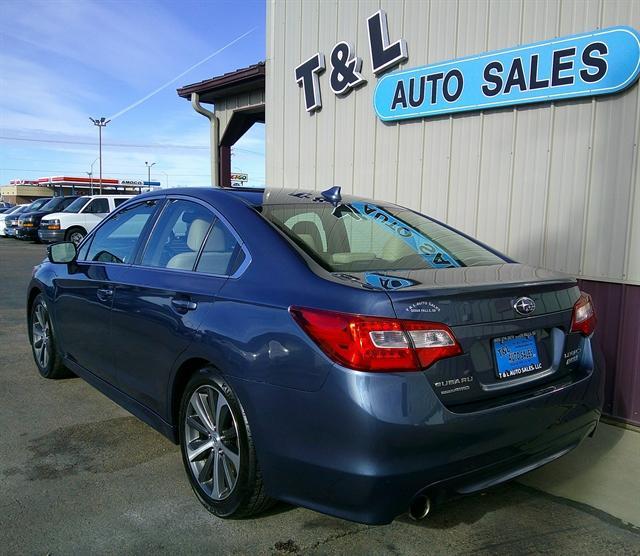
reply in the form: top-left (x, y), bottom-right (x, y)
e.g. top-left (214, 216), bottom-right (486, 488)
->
top-left (0, 0), bottom-right (266, 187)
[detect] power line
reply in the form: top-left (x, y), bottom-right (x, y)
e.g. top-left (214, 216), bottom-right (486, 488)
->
top-left (0, 166), bottom-right (212, 177)
top-left (0, 135), bottom-right (265, 156)
top-left (0, 136), bottom-right (208, 150)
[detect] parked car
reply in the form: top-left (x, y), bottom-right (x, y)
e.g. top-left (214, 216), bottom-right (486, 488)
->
top-left (38, 194), bottom-right (133, 245)
top-left (15, 195), bottom-right (80, 242)
top-left (0, 201), bottom-right (14, 211)
top-left (27, 187), bottom-right (603, 525)
top-left (4, 198), bottom-right (49, 238)
top-left (0, 204), bottom-right (29, 236)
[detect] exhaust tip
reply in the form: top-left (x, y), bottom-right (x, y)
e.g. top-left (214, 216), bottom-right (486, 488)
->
top-left (409, 494), bottom-right (431, 521)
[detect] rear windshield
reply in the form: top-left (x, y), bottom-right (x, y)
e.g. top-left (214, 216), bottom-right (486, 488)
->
top-left (260, 201), bottom-right (506, 272)
top-left (63, 197), bottom-right (90, 213)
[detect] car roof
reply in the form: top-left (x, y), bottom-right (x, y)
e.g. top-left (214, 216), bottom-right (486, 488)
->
top-left (132, 186), bottom-right (379, 210)
top-left (76, 194), bottom-right (134, 199)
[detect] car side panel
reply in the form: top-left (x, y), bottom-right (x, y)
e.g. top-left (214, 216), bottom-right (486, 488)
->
top-left (111, 266), bottom-right (225, 415)
top-left (48, 262), bottom-right (130, 382)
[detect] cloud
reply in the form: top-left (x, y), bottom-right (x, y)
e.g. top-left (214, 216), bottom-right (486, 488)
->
top-left (0, 0), bottom-right (212, 93)
top-left (0, 54), bottom-right (105, 136)
top-left (0, 0), bottom-right (266, 187)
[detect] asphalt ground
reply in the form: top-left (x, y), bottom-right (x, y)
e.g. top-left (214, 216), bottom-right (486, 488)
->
top-left (1, 237), bottom-right (639, 555)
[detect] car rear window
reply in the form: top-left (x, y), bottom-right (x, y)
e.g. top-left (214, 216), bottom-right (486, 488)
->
top-left (260, 201), bottom-right (506, 272)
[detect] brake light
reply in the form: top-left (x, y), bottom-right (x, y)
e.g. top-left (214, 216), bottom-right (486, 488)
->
top-left (570, 292), bottom-right (596, 336)
top-left (289, 306), bottom-right (462, 372)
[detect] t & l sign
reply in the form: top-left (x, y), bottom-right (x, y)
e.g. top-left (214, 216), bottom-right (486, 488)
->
top-left (294, 11), bottom-right (640, 122)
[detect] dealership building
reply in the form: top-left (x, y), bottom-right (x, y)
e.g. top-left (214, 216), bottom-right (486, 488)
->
top-left (179, 0), bottom-right (640, 523)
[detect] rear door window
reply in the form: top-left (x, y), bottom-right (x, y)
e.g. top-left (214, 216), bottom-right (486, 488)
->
top-left (140, 199), bottom-right (215, 271)
top-left (114, 197), bottom-right (130, 208)
top-left (195, 219), bottom-right (243, 276)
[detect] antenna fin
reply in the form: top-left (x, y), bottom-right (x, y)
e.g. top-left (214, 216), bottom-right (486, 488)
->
top-left (321, 185), bottom-right (342, 204)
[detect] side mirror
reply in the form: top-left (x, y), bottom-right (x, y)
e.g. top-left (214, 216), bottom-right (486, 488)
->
top-left (48, 242), bottom-right (77, 264)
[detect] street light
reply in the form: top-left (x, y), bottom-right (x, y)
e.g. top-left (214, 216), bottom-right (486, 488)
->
top-left (88, 157), bottom-right (98, 195)
top-left (89, 117), bottom-right (110, 194)
top-left (145, 161), bottom-right (156, 186)
top-left (161, 171), bottom-right (169, 188)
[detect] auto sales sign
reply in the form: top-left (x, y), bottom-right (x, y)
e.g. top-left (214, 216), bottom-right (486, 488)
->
top-left (295, 11), bottom-right (640, 122)
top-left (374, 27), bottom-right (640, 121)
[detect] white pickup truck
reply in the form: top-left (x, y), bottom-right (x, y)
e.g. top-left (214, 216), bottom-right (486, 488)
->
top-left (39, 194), bottom-right (134, 244)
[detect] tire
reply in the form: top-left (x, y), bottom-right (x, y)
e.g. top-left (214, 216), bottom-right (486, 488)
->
top-left (65, 227), bottom-right (86, 245)
top-left (179, 368), bottom-right (273, 518)
top-left (29, 294), bottom-right (72, 379)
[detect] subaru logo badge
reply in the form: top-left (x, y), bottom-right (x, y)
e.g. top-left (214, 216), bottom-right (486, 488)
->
top-left (514, 297), bottom-right (536, 315)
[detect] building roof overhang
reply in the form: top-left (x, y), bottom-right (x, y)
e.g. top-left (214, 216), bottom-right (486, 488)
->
top-left (177, 62), bottom-right (265, 104)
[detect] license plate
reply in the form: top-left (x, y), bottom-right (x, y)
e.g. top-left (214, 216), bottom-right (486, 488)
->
top-left (493, 332), bottom-right (542, 379)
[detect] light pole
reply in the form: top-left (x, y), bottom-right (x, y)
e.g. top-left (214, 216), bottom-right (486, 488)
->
top-left (145, 161), bottom-right (156, 186)
top-left (88, 157), bottom-right (98, 195)
top-left (90, 117), bottom-right (110, 194)
top-left (161, 171), bottom-right (169, 188)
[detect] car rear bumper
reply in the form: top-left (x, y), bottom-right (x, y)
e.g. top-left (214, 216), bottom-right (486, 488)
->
top-left (37, 228), bottom-right (65, 243)
top-left (228, 340), bottom-right (604, 525)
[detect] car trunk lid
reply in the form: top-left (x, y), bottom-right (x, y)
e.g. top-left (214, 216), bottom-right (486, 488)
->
top-left (334, 263), bottom-right (587, 408)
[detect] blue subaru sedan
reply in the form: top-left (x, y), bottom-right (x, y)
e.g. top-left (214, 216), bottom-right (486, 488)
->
top-left (27, 187), bottom-right (603, 524)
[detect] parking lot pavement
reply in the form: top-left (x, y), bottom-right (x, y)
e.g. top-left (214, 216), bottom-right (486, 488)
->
top-left (1, 237), bottom-right (638, 555)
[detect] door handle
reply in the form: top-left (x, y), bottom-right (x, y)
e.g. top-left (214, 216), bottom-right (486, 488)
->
top-left (171, 298), bottom-right (197, 312)
top-left (96, 288), bottom-right (114, 302)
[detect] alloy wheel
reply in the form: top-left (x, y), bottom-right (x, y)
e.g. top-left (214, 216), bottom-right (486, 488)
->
top-left (184, 385), bottom-right (241, 500)
top-left (32, 303), bottom-right (50, 369)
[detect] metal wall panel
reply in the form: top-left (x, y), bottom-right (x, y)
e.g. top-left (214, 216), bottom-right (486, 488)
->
top-left (395, 0), bottom-right (429, 209)
top-left (579, 279), bottom-right (640, 426)
top-left (282, 0), bottom-right (302, 189)
top-left (266, 0), bottom-right (287, 185)
top-left (298, 0), bottom-right (320, 190)
top-left (333, 0), bottom-right (360, 195)
top-left (266, 0), bottom-right (640, 284)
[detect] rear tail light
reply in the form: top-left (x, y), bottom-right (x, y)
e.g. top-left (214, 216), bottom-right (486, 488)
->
top-left (570, 292), bottom-right (597, 336)
top-left (289, 306), bottom-right (462, 372)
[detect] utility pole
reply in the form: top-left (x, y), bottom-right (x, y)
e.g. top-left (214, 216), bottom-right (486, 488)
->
top-left (88, 157), bottom-right (98, 195)
top-left (145, 161), bottom-right (156, 187)
top-left (90, 117), bottom-right (110, 194)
